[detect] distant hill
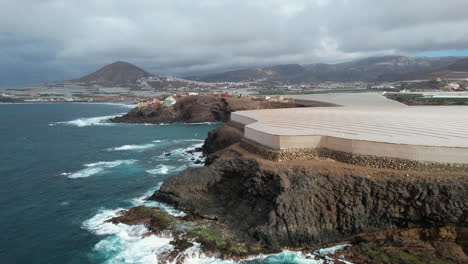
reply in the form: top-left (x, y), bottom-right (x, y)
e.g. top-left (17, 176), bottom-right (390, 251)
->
top-left (71, 61), bottom-right (154, 87)
top-left (380, 57), bottom-right (468, 81)
top-left (190, 56), bottom-right (465, 83)
top-left (446, 58), bottom-right (468, 71)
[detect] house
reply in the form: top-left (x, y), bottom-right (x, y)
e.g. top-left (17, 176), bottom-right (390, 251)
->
top-left (441, 83), bottom-right (460, 91)
top-left (163, 96), bottom-right (177, 105)
top-left (137, 101), bottom-right (150, 108)
top-left (148, 98), bottom-right (161, 106)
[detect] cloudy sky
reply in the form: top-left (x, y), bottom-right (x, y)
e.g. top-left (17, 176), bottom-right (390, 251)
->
top-left (1, 0), bottom-right (468, 86)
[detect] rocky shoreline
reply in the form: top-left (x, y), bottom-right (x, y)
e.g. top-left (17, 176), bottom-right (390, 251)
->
top-left (110, 95), bottom-right (335, 124)
top-left (108, 98), bottom-right (467, 263)
top-left (109, 121), bottom-right (468, 263)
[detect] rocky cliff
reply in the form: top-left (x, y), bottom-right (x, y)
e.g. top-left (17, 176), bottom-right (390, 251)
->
top-left (153, 146), bottom-right (467, 247)
top-left (111, 95), bottom-right (331, 124)
top-left (147, 124), bottom-right (468, 263)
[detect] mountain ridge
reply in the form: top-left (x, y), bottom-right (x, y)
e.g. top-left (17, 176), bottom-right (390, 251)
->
top-left (379, 57), bottom-right (468, 80)
top-left (189, 56), bottom-right (466, 83)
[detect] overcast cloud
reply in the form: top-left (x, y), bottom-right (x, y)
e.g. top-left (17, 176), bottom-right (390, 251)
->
top-left (1, 0), bottom-right (468, 85)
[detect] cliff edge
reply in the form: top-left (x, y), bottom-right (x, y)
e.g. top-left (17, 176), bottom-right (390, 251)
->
top-left (149, 124), bottom-right (468, 263)
top-left (110, 95), bottom-right (334, 124)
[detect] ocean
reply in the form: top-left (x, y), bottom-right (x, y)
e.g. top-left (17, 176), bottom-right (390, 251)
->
top-left (0, 103), bottom-right (348, 264)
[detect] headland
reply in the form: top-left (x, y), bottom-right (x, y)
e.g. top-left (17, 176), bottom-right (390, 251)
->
top-left (112, 97), bottom-right (468, 263)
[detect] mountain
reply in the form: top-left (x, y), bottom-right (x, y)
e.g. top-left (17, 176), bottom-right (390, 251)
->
top-left (190, 56), bottom-right (465, 83)
top-left (71, 61), bottom-right (154, 87)
top-left (190, 64), bottom-right (306, 82)
top-left (380, 57), bottom-right (468, 81)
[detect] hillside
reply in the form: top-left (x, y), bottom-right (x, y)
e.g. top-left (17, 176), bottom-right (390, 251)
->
top-left (191, 56), bottom-right (464, 83)
top-left (110, 95), bottom-right (335, 124)
top-left (71, 61), bottom-right (154, 87)
top-left (380, 57), bottom-right (468, 81)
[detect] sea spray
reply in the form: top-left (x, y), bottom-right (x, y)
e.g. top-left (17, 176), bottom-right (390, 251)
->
top-left (0, 102), bottom-right (221, 263)
top-left (64, 160), bottom-right (137, 179)
top-left (50, 113), bottom-right (127, 127)
top-left (110, 143), bottom-right (158, 151)
top-left (84, 186), bottom-right (354, 264)
top-left (146, 164), bottom-right (173, 175)
top-left (82, 208), bottom-right (174, 264)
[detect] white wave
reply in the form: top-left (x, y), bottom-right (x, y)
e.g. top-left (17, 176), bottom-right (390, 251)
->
top-left (85, 160), bottom-right (137, 168)
top-left (99, 103), bottom-right (137, 109)
top-left (83, 208), bottom-right (174, 264)
top-left (185, 122), bottom-right (218, 125)
top-left (155, 142), bottom-right (205, 168)
top-left (146, 164), bottom-right (173, 175)
top-left (69, 102), bottom-right (137, 109)
top-left (110, 143), bottom-right (156, 151)
top-left (314, 243), bottom-right (351, 256)
top-left (68, 167), bottom-right (105, 179)
top-left (109, 139), bottom-right (181, 151)
top-left (168, 142), bottom-right (204, 157)
top-left (51, 113), bottom-right (126, 127)
top-left (180, 139), bottom-right (204, 142)
top-left (83, 192), bottom-right (353, 264)
top-left (65, 160), bottom-right (137, 179)
top-left (131, 184), bottom-right (187, 217)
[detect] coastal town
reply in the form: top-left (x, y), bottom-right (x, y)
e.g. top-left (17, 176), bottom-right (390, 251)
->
top-left (2, 76), bottom-right (468, 105)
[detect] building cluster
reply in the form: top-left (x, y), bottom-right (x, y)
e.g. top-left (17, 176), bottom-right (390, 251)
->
top-left (441, 82), bottom-right (467, 91)
top-left (137, 94), bottom-right (178, 108)
top-left (135, 92), bottom-right (294, 109)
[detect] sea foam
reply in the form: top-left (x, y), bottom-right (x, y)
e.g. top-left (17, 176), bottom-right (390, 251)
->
top-left (65, 160), bottom-right (137, 179)
top-left (110, 143), bottom-right (157, 151)
top-left (131, 184), bottom-right (187, 217)
top-left (83, 187), bottom-right (354, 264)
top-left (50, 113), bottom-right (126, 127)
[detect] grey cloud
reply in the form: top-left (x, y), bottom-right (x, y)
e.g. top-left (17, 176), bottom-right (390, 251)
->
top-left (1, 0), bottom-right (468, 85)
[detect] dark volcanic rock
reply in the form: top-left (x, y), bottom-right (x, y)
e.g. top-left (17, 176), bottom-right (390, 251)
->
top-left (152, 153), bottom-right (468, 249)
top-left (340, 227), bottom-right (468, 264)
top-left (111, 95), bottom-right (309, 124)
top-left (202, 125), bottom-right (244, 155)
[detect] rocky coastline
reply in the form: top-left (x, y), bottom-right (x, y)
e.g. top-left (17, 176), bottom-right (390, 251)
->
top-left (110, 95), bottom-right (335, 124)
top-left (109, 121), bottom-right (468, 263)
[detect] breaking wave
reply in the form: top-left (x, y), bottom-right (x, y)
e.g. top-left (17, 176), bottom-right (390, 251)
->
top-left (130, 184), bottom-right (186, 217)
top-left (83, 183), bottom-right (353, 264)
top-left (50, 113), bottom-right (126, 127)
top-left (110, 143), bottom-right (157, 151)
top-left (83, 207), bottom-right (353, 264)
top-left (108, 139), bottom-right (202, 152)
top-left (146, 164), bottom-right (173, 175)
top-left (63, 160), bottom-right (137, 179)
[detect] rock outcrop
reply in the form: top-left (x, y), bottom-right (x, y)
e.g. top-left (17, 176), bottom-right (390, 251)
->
top-left (201, 124), bottom-right (244, 155)
top-left (342, 227), bottom-right (468, 264)
top-left (110, 95), bottom-right (331, 124)
top-left (153, 150), bottom-right (467, 250)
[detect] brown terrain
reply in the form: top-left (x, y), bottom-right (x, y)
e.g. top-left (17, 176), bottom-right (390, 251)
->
top-left (111, 95), bottom-right (335, 124)
top-left (381, 57), bottom-right (468, 81)
top-left (192, 56), bottom-right (464, 83)
top-left (111, 122), bottom-right (467, 263)
top-left (70, 61), bottom-right (153, 87)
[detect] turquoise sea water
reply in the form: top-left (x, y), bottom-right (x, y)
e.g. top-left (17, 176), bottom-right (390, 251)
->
top-left (0, 103), bottom-right (349, 264)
